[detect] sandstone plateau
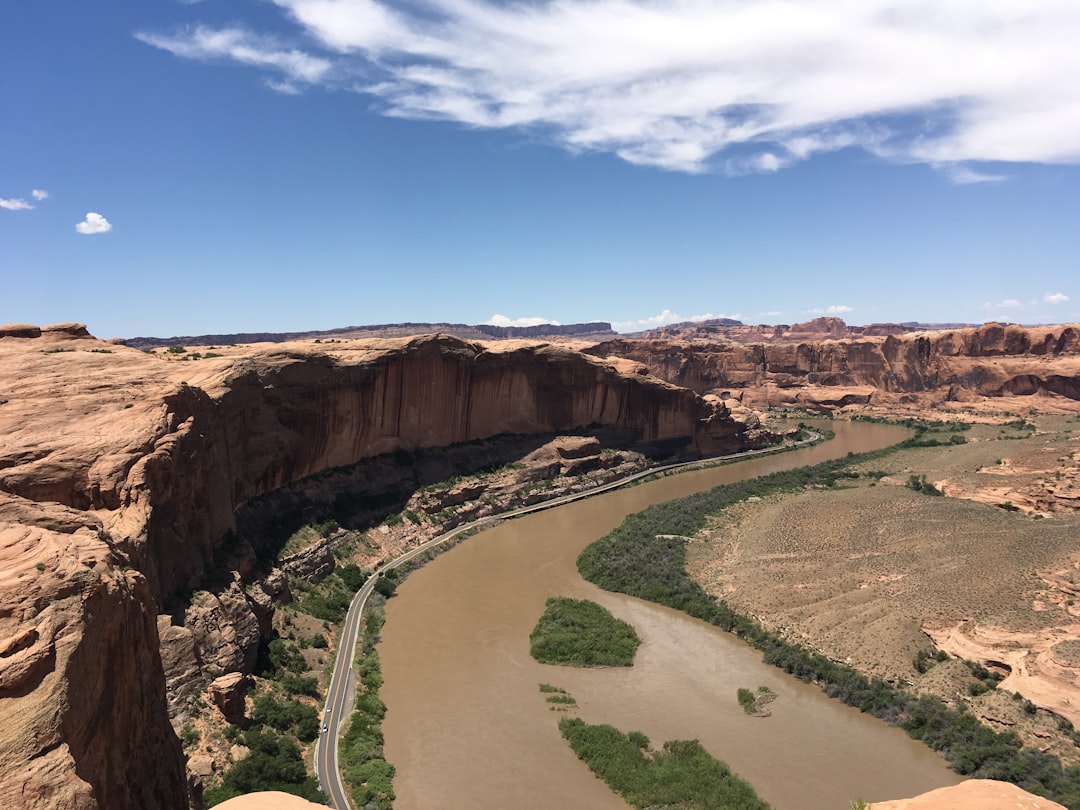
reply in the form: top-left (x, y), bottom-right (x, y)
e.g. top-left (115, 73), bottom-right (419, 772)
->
top-left (2, 319), bottom-right (1080, 809)
top-left (0, 324), bottom-right (752, 809)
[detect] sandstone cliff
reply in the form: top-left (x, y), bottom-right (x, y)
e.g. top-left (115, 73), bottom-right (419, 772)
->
top-left (589, 322), bottom-right (1080, 410)
top-left (0, 325), bottom-right (750, 808)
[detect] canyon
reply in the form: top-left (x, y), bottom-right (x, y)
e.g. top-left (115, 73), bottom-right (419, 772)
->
top-left (1, 318), bottom-right (1079, 809)
top-left (0, 323), bottom-right (752, 809)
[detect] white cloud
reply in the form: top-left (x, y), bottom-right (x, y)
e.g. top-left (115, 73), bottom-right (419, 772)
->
top-left (807, 305), bottom-right (854, 315)
top-left (983, 298), bottom-right (1023, 310)
top-left (757, 310), bottom-right (784, 319)
top-left (612, 309), bottom-right (742, 332)
top-left (0, 197), bottom-right (33, 211)
top-left (75, 212), bottom-right (113, 235)
top-left (31, 189), bottom-right (49, 200)
top-left (486, 314), bottom-right (561, 328)
top-left (1045, 292), bottom-right (1069, 304)
top-left (140, 1), bottom-right (1080, 174)
top-left (935, 163), bottom-right (1005, 184)
top-left (136, 25), bottom-right (331, 86)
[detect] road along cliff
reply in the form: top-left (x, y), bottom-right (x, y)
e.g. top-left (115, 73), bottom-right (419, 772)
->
top-left (0, 324), bottom-right (759, 809)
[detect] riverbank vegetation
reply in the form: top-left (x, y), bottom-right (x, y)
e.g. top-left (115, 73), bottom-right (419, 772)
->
top-left (577, 449), bottom-right (1080, 808)
top-left (530, 597), bottom-right (640, 667)
top-left (559, 716), bottom-right (771, 809)
top-left (338, 596), bottom-right (395, 810)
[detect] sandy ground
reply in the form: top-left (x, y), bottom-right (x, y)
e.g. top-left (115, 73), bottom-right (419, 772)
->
top-left (687, 416), bottom-right (1080, 762)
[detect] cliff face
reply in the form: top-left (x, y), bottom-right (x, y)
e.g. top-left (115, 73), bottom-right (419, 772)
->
top-left (0, 496), bottom-right (187, 810)
top-left (0, 326), bottom-right (750, 808)
top-left (589, 323), bottom-right (1080, 409)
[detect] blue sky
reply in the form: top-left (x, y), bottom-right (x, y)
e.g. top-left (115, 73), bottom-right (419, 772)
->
top-left (2, 1), bottom-right (1078, 339)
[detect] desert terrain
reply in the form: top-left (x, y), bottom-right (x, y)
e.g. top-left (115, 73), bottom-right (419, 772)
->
top-left (688, 413), bottom-right (1080, 765)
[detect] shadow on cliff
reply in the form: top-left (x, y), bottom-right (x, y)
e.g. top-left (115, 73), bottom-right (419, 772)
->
top-left (160, 426), bottom-right (687, 616)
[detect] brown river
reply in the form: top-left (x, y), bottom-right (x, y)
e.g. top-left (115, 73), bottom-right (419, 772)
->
top-left (380, 422), bottom-right (963, 809)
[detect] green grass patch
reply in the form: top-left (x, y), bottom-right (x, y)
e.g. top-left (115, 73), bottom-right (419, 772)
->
top-left (529, 597), bottom-right (640, 667)
top-left (559, 717), bottom-right (770, 809)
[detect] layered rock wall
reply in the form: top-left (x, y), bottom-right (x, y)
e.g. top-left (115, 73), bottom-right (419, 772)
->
top-left (589, 323), bottom-right (1080, 407)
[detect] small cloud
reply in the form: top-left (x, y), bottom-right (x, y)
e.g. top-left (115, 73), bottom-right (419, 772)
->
top-left (265, 79), bottom-right (302, 95)
top-left (486, 314), bottom-right (560, 328)
top-left (31, 189), bottom-right (49, 200)
top-left (757, 310), bottom-right (784, 319)
top-left (75, 212), bottom-right (112, 235)
top-left (982, 299), bottom-right (1022, 310)
top-left (1, 197), bottom-right (34, 211)
top-left (806, 305), bottom-right (854, 315)
top-left (725, 152), bottom-right (794, 177)
top-left (935, 163), bottom-right (1006, 184)
top-left (1045, 292), bottom-right (1069, 304)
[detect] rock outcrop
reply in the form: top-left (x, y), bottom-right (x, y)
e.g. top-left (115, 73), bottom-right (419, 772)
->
top-left (207, 673), bottom-right (249, 725)
top-left (589, 323), bottom-right (1080, 411)
top-left (871, 778), bottom-right (1067, 809)
top-left (0, 326), bottom-right (752, 808)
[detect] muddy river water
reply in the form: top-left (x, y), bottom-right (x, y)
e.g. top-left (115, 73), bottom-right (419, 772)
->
top-left (380, 423), bottom-right (963, 809)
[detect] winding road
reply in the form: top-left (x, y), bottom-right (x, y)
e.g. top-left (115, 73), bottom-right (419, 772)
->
top-left (314, 431), bottom-right (820, 808)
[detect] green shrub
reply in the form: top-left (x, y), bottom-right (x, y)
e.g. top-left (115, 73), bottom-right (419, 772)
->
top-left (529, 597), bottom-right (640, 667)
top-left (558, 717), bottom-right (770, 809)
top-left (203, 728), bottom-right (324, 806)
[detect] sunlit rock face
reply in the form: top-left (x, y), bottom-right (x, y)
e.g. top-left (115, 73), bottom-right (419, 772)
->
top-left (589, 323), bottom-right (1080, 410)
top-left (0, 325), bottom-right (754, 808)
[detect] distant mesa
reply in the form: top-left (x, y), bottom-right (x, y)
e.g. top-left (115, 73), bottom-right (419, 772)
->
top-left (123, 321), bottom-right (617, 348)
top-left (628, 316), bottom-right (979, 343)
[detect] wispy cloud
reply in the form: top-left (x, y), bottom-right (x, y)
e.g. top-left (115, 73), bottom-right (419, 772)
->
top-left (136, 25), bottom-right (331, 86)
top-left (486, 314), bottom-right (561, 328)
top-left (0, 197), bottom-right (34, 211)
top-left (935, 164), bottom-right (1006, 185)
top-left (1045, 292), bottom-right (1069, 304)
top-left (139, 1), bottom-right (1080, 174)
top-left (31, 189), bottom-right (49, 200)
top-left (612, 309), bottom-right (742, 332)
top-left (75, 212), bottom-right (112, 235)
top-left (983, 298), bottom-right (1023, 310)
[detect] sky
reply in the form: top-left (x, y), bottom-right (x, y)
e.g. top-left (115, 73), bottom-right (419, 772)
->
top-left (2, 1), bottom-right (1079, 339)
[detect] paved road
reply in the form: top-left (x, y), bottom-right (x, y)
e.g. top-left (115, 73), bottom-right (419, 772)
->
top-left (314, 432), bottom-right (820, 808)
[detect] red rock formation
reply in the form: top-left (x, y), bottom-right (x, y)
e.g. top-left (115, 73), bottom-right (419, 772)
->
top-left (0, 326), bottom-right (752, 808)
top-left (588, 323), bottom-right (1080, 410)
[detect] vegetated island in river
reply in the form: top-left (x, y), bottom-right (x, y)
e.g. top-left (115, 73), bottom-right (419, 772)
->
top-left (576, 444), bottom-right (1080, 808)
top-left (558, 715), bottom-right (771, 810)
top-left (529, 596), bottom-right (641, 667)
